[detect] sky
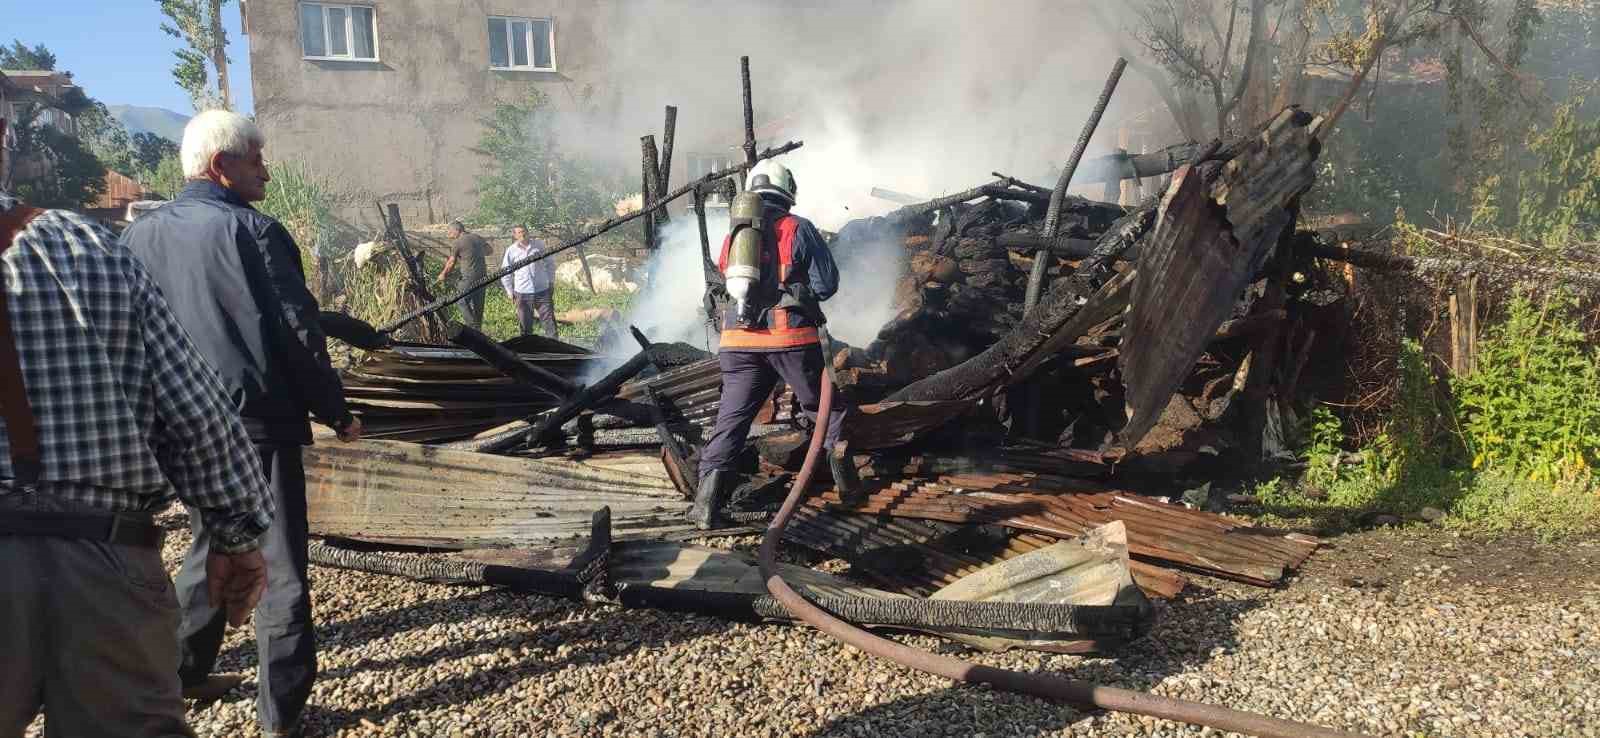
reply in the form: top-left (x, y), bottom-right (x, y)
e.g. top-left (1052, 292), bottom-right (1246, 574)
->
top-left (1, 0), bottom-right (253, 114)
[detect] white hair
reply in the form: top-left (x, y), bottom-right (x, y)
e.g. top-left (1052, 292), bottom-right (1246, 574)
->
top-left (180, 110), bottom-right (265, 178)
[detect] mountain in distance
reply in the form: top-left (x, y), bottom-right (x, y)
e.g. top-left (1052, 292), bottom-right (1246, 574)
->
top-left (106, 104), bottom-right (191, 143)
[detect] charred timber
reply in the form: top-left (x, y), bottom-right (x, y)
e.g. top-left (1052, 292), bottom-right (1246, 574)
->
top-left (741, 56), bottom-right (757, 167)
top-left (997, 233), bottom-right (1108, 259)
top-left (1043, 58), bottom-right (1127, 240)
top-left (886, 202), bottom-right (1156, 403)
top-left (1070, 142), bottom-right (1207, 186)
top-left (446, 321), bottom-right (579, 401)
top-left (524, 348), bottom-right (659, 447)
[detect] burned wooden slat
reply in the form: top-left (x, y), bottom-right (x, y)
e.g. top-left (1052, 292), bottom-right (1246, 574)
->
top-left (446, 321), bottom-right (578, 401)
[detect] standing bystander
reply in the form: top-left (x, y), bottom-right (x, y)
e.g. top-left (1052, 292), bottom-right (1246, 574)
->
top-left (119, 110), bottom-right (363, 738)
top-left (435, 220), bottom-right (491, 330)
top-left (501, 223), bottom-right (559, 338)
top-left (0, 117), bottom-right (276, 738)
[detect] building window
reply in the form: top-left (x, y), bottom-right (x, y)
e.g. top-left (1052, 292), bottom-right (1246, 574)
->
top-left (488, 16), bottom-right (555, 71)
top-left (300, 2), bottom-right (377, 61)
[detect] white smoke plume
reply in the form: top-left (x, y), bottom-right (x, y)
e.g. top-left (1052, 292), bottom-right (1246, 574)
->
top-left (566, 1), bottom-right (1158, 381)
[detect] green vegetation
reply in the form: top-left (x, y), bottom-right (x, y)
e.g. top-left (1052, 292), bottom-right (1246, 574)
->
top-left (471, 89), bottom-right (626, 240)
top-left (256, 160), bottom-right (342, 298)
top-left (1263, 296), bottom-right (1600, 539)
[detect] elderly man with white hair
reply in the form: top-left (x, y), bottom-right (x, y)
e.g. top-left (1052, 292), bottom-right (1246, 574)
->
top-left (120, 109), bottom-right (363, 738)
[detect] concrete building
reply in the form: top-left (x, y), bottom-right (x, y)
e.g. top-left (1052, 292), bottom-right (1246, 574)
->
top-left (242, 0), bottom-right (620, 228)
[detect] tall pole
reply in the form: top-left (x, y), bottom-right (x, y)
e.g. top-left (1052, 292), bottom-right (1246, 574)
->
top-left (741, 56), bottom-right (757, 167)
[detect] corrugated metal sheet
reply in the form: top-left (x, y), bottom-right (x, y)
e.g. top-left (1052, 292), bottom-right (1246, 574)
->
top-left (305, 440), bottom-right (690, 547)
top-left (340, 343), bottom-right (603, 442)
top-left (784, 506), bottom-right (1187, 599)
top-left (798, 471), bottom-right (1317, 587)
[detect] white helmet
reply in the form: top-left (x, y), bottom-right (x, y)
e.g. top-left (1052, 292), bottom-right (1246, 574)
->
top-left (746, 160), bottom-right (797, 205)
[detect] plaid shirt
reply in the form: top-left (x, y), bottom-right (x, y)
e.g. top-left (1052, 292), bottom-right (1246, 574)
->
top-left (0, 192), bottom-right (273, 552)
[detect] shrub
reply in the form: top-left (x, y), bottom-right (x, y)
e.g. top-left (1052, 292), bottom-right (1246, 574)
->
top-left (1453, 292), bottom-right (1600, 482)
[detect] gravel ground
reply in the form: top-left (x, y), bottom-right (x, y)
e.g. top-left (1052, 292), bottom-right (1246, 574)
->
top-left (27, 519), bottom-right (1600, 738)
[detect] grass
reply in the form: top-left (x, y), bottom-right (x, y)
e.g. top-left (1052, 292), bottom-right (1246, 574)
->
top-left (477, 283), bottom-right (633, 348)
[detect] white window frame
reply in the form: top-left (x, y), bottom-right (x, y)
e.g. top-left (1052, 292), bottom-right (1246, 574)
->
top-left (299, 2), bottom-right (379, 62)
top-left (487, 15), bottom-right (557, 72)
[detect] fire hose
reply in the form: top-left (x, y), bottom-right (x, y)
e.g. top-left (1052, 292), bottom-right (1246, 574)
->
top-left (758, 317), bottom-right (1370, 738)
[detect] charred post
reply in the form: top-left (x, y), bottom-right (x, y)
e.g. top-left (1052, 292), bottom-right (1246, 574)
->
top-left (640, 135), bottom-right (659, 250)
top-left (446, 321), bottom-right (578, 401)
top-left (741, 56), bottom-right (757, 167)
top-left (524, 347), bottom-right (659, 447)
top-left (1043, 58), bottom-right (1128, 240)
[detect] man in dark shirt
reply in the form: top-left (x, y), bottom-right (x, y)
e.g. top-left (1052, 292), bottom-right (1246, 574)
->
top-left (436, 220), bottom-right (491, 329)
top-left (120, 110), bottom-right (362, 738)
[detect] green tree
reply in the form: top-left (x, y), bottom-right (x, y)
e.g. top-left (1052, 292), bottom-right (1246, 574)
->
top-left (132, 132), bottom-right (180, 176)
top-left (1517, 95), bottom-right (1600, 245)
top-left (0, 40), bottom-right (56, 70)
top-left (9, 107), bottom-right (108, 209)
top-left (158, 0), bottom-right (231, 111)
top-left (78, 101), bottom-right (139, 178)
top-left (471, 90), bottom-right (624, 238)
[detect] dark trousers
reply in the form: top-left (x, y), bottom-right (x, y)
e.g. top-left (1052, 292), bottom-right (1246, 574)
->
top-left (515, 290), bottom-right (558, 338)
top-left (0, 496), bottom-right (192, 738)
top-left (176, 444), bottom-right (314, 734)
top-left (699, 345), bottom-right (847, 480)
top-left (458, 284), bottom-right (485, 330)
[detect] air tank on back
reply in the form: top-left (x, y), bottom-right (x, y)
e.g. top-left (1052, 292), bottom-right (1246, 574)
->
top-left (723, 190), bottom-right (765, 326)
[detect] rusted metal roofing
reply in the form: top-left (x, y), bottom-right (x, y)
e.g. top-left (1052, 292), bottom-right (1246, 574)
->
top-left (305, 440), bottom-right (691, 548)
top-left (797, 470), bottom-right (1317, 588)
top-left (341, 343), bottom-right (603, 442)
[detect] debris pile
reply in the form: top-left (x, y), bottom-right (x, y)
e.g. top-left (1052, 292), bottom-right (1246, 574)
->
top-left (303, 104), bottom-right (1357, 661)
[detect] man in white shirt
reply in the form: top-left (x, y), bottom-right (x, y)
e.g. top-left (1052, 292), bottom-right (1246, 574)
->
top-left (499, 224), bottom-right (558, 338)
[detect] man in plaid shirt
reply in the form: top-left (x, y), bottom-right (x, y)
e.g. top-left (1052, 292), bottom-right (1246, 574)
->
top-left (0, 158), bottom-right (275, 733)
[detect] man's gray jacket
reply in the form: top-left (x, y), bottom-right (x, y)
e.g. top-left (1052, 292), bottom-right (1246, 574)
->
top-left (120, 180), bottom-right (352, 445)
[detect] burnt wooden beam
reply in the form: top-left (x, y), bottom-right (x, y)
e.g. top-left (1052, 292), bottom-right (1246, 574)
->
top-left (524, 348), bottom-right (658, 448)
top-left (990, 172), bottom-right (1052, 196)
top-left (447, 321), bottom-right (578, 401)
top-left (659, 105), bottom-right (677, 199)
top-left (1310, 242), bottom-right (1600, 288)
top-left (886, 203), bottom-right (1154, 403)
top-left (641, 135), bottom-right (660, 249)
top-left (740, 56), bottom-right (756, 167)
top-left (380, 203), bottom-right (446, 339)
top-left (997, 233), bottom-right (1107, 258)
top-left (1032, 58), bottom-right (1127, 319)
top-left (1042, 58), bottom-right (1127, 240)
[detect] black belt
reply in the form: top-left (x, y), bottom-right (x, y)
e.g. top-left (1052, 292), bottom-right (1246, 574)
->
top-left (0, 511), bottom-right (165, 548)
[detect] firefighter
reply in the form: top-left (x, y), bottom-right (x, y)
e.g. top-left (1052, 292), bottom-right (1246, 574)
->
top-left (690, 161), bottom-right (860, 529)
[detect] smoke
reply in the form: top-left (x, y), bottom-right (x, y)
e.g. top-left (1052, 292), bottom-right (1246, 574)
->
top-left (627, 213), bottom-right (727, 352)
top-left (597, 208), bottom-right (900, 367)
top-left (567, 1), bottom-right (1159, 380)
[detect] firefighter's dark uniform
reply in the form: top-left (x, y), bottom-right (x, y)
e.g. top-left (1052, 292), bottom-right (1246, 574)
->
top-left (692, 195), bottom-right (846, 524)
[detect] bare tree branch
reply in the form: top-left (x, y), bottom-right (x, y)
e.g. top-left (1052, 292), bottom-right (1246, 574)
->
top-left (1218, 0), bottom-right (1269, 133)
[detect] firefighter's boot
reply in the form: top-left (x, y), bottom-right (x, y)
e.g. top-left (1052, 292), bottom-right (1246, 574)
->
top-left (688, 469), bottom-right (732, 530)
